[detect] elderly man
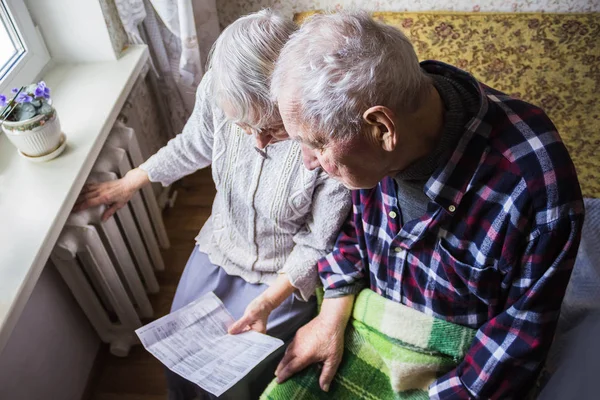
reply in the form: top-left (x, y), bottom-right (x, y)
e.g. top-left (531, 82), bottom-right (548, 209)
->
top-left (267, 12), bottom-right (584, 399)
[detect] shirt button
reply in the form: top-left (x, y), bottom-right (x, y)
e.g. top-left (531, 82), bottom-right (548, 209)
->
top-left (394, 247), bottom-right (402, 253)
top-left (449, 205), bottom-right (456, 212)
top-left (389, 211), bottom-right (397, 219)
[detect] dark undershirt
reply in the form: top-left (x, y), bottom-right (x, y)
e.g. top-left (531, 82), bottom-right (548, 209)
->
top-left (393, 73), bottom-right (479, 224)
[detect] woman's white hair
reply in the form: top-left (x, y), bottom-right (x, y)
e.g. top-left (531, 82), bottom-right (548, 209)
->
top-left (208, 9), bottom-right (296, 128)
top-left (271, 11), bottom-right (432, 141)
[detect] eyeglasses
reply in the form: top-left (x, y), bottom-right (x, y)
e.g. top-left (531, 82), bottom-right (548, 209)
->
top-left (237, 122), bottom-right (263, 136)
top-left (237, 121), bottom-right (287, 139)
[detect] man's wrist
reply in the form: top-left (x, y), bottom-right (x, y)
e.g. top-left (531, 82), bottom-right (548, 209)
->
top-left (319, 295), bottom-right (355, 330)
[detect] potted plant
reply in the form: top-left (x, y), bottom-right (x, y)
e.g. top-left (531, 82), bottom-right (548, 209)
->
top-left (1, 81), bottom-right (64, 160)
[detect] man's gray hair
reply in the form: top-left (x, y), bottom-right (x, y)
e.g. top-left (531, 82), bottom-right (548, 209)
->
top-left (271, 12), bottom-right (431, 141)
top-left (208, 9), bottom-right (296, 127)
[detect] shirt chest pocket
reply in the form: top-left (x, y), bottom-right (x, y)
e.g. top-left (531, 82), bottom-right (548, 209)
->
top-left (431, 240), bottom-right (501, 307)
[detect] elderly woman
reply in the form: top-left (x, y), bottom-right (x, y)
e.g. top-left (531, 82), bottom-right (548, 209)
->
top-left (75, 10), bottom-right (350, 400)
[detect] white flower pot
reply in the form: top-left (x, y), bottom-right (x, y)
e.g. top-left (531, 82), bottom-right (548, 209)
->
top-left (2, 109), bottom-right (62, 157)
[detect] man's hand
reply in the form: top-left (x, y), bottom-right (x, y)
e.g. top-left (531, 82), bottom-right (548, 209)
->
top-left (73, 168), bottom-right (149, 221)
top-left (275, 295), bottom-right (355, 392)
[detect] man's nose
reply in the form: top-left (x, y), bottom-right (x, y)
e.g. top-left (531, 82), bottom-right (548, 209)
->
top-left (254, 134), bottom-right (272, 149)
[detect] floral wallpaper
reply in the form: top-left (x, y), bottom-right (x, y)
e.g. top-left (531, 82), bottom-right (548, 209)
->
top-left (100, 0), bottom-right (600, 54)
top-left (217, 0), bottom-right (600, 27)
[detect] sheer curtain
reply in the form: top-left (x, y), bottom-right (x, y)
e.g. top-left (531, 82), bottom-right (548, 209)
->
top-left (115, 0), bottom-right (220, 137)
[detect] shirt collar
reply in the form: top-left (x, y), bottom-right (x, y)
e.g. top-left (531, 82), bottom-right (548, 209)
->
top-left (419, 61), bottom-right (494, 214)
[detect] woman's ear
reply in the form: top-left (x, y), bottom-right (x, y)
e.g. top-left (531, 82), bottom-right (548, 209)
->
top-left (362, 106), bottom-right (397, 152)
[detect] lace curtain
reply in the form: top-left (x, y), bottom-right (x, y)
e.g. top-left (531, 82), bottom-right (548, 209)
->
top-left (115, 0), bottom-right (220, 137)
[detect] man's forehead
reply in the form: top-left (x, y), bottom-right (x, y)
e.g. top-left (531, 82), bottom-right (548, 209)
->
top-left (277, 93), bottom-right (329, 148)
top-left (286, 125), bottom-right (327, 149)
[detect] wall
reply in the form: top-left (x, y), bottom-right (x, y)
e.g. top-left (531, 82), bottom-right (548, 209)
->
top-left (217, 0), bottom-right (600, 27)
top-left (0, 263), bottom-right (99, 400)
top-left (122, 68), bottom-right (172, 161)
top-left (24, 0), bottom-right (118, 62)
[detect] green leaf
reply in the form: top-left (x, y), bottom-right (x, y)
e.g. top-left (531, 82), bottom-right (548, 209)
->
top-left (39, 103), bottom-right (53, 115)
top-left (31, 99), bottom-right (42, 108)
top-left (15, 103), bottom-right (37, 121)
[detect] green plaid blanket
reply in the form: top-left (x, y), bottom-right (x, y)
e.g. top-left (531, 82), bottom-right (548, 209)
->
top-left (261, 289), bottom-right (476, 399)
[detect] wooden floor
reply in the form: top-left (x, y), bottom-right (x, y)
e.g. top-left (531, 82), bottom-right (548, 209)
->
top-left (89, 169), bottom-right (216, 400)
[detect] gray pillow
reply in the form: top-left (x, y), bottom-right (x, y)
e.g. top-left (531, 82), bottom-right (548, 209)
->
top-left (558, 197), bottom-right (600, 333)
top-left (542, 198), bottom-right (600, 377)
top-left (538, 312), bottom-right (600, 400)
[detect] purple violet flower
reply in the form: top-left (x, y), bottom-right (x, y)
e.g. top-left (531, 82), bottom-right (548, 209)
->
top-left (16, 92), bottom-right (33, 103)
top-left (34, 81), bottom-right (50, 99)
top-left (0, 94), bottom-right (6, 108)
top-left (11, 88), bottom-right (19, 94)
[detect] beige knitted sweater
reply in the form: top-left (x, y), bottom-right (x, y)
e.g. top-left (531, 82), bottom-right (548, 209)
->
top-left (140, 72), bottom-right (351, 300)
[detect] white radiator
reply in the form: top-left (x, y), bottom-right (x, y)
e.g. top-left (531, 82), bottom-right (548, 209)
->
top-left (51, 124), bottom-right (167, 357)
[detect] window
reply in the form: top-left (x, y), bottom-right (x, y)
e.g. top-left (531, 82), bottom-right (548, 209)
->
top-left (0, 0), bottom-right (49, 92)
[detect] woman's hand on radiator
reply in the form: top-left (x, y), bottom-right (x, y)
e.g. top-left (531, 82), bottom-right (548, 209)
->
top-left (73, 168), bottom-right (150, 221)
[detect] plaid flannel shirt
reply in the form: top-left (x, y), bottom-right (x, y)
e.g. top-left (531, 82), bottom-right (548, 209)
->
top-left (318, 61), bottom-right (584, 399)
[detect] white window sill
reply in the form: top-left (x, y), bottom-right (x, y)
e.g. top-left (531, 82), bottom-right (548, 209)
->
top-left (0, 45), bottom-right (149, 353)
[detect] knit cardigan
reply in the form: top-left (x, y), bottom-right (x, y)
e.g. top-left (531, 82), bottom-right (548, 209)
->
top-left (140, 71), bottom-right (351, 300)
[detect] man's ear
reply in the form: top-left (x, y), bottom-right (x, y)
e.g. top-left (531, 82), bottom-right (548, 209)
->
top-left (363, 106), bottom-right (397, 152)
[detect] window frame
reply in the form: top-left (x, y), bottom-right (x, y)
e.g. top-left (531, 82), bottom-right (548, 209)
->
top-left (0, 0), bottom-right (50, 93)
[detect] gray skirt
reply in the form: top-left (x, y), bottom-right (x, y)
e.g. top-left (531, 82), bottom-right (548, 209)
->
top-left (166, 246), bottom-right (317, 400)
